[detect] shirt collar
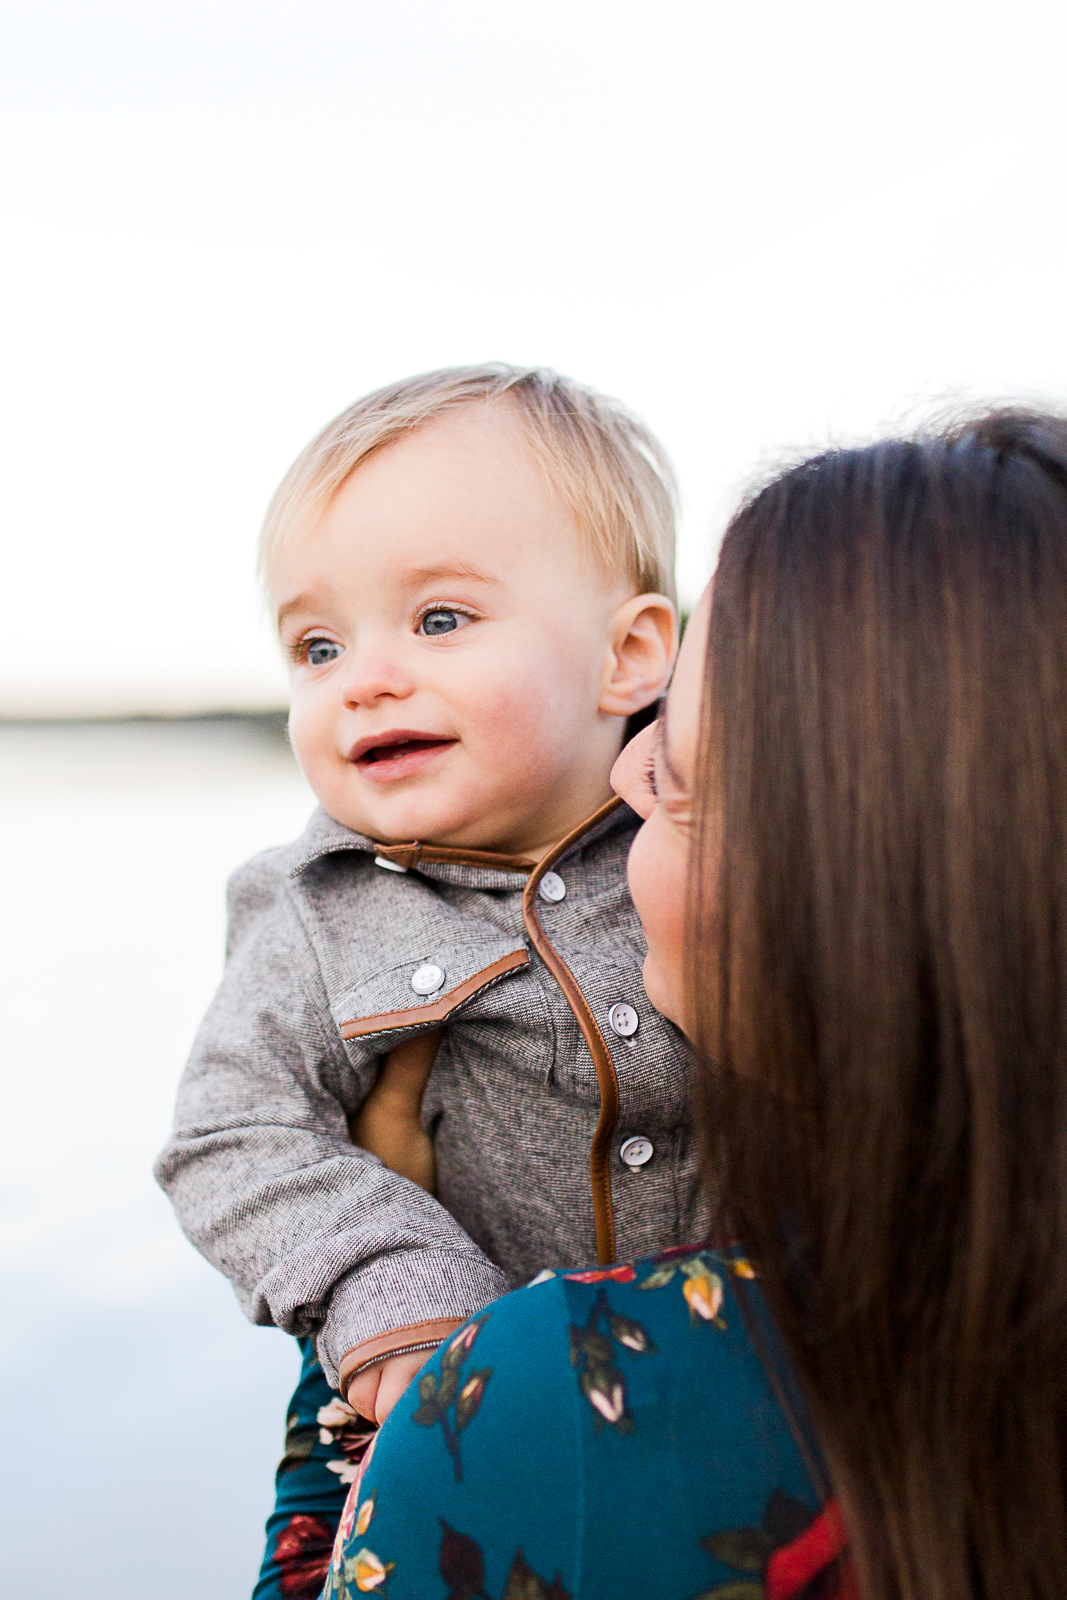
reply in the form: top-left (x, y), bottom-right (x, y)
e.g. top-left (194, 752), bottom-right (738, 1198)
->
top-left (284, 797), bottom-right (633, 887)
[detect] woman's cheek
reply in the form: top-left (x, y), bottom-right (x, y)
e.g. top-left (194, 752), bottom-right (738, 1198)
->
top-left (626, 814), bottom-right (688, 1027)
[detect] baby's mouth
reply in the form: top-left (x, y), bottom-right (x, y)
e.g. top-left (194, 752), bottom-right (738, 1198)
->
top-left (348, 730), bottom-right (458, 781)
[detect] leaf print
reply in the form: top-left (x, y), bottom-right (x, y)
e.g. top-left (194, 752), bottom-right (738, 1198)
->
top-left (412, 1370), bottom-right (441, 1425)
top-left (702, 1529), bottom-right (776, 1573)
top-left (436, 1526), bottom-right (570, 1600)
top-left (278, 1418), bottom-right (318, 1474)
top-left (636, 1258), bottom-right (681, 1290)
top-left (501, 1549), bottom-right (573, 1600)
top-left (412, 1317), bottom-right (492, 1480)
top-left (437, 1366), bottom-right (460, 1411)
top-left (568, 1287), bottom-right (654, 1433)
top-left (575, 1329), bottom-right (615, 1365)
top-left (608, 1311), bottom-right (656, 1353)
top-left (438, 1518), bottom-right (488, 1600)
top-left (760, 1489), bottom-right (813, 1549)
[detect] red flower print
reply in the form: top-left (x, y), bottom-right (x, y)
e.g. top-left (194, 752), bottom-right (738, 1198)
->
top-left (767, 1500), bottom-right (857, 1600)
top-left (702, 1490), bottom-right (856, 1600)
top-left (275, 1513), bottom-right (335, 1598)
top-left (563, 1265), bottom-right (637, 1284)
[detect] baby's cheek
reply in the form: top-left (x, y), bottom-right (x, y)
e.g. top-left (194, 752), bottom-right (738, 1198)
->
top-left (289, 696), bottom-right (344, 808)
top-left (287, 700), bottom-right (320, 784)
top-left (464, 673), bottom-right (563, 766)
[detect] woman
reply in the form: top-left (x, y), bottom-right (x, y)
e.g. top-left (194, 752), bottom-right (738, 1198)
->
top-left (324, 409), bottom-right (1067, 1600)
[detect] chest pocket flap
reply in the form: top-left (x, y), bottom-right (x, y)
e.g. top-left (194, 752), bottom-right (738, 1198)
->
top-left (332, 937), bottom-right (530, 1043)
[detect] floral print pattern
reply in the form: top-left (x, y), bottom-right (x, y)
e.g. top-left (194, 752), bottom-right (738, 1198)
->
top-left (567, 1287), bottom-right (656, 1431)
top-left (411, 1315), bottom-right (493, 1482)
top-left (323, 1487), bottom-right (397, 1598)
top-left (439, 1518), bottom-right (571, 1600)
top-left (254, 1338), bottom-right (370, 1600)
top-left (273, 1513), bottom-right (335, 1598)
top-left (275, 1250), bottom-right (849, 1600)
top-left (696, 1489), bottom-right (855, 1600)
top-left (316, 1396), bottom-right (379, 1486)
top-left (563, 1250), bottom-right (750, 1432)
top-left (563, 1264), bottom-right (637, 1285)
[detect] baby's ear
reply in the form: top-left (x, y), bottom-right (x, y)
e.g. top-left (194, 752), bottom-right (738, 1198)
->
top-left (598, 594), bottom-right (678, 717)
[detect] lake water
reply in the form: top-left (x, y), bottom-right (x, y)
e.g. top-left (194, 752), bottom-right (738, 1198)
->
top-left (0, 718), bottom-right (319, 1599)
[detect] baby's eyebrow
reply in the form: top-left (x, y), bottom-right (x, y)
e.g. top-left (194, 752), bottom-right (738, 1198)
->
top-left (275, 592), bottom-right (319, 629)
top-left (401, 562), bottom-right (504, 588)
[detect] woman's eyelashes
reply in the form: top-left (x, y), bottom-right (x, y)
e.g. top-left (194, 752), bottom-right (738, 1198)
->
top-left (416, 606), bottom-right (475, 638)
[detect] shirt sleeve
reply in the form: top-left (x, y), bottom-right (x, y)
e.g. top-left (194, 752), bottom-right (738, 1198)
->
top-left (153, 850), bottom-right (508, 1386)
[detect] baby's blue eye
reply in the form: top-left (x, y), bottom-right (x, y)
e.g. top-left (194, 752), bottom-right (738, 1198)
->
top-left (306, 638), bottom-right (341, 666)
top-left (419, 609), bottom-right (468, 637)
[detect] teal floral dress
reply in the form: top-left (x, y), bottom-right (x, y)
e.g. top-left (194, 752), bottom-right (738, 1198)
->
top-left (309, 1249), bottom-right (853, 1600)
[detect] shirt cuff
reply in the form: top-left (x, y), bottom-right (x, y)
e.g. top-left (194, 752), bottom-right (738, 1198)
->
top-left (317, 1247), bottom-right (508, 1387)
top-left (337, 1317), bottom-right (465, 1401)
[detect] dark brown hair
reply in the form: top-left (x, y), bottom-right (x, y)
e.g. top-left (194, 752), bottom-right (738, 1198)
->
top-left (695, 410), bottom-right (1067, 1600)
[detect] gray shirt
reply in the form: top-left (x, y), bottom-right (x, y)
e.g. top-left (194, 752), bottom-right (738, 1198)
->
top-left (155, 798), bottom-right (707, 1386)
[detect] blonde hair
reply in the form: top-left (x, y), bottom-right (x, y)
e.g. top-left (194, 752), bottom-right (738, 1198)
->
top-left (259, 364), bottom-right (677, 602)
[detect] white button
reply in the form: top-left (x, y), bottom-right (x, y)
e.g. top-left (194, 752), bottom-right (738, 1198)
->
top-left (374, 854), bottom-right (408, 874)
top-left (410, 963), bottom-right (445, 995)
top-left (620, 1135), bottom-right (654, 1170)
top-left (607, 1002), bottom-right (639, 1038)
top-left (538, 871), bottom-right (566, 903)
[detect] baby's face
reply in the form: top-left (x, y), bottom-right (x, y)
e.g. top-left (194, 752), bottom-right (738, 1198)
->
top-left (270, 405), bottom-right (635, 856)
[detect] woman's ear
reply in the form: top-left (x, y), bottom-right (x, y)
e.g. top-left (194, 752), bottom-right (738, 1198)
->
top-left (598, 594), bottom-right (678, 717)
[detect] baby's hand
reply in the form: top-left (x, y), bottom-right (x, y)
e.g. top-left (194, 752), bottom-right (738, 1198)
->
top-left (348, 1028), bottom-right (441, 1192)
top-left (347, 1335), bottom-right (460, 1424)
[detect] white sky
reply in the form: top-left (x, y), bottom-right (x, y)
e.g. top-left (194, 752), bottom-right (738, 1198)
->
top-left (2, 0), bottom-right (1066, 715)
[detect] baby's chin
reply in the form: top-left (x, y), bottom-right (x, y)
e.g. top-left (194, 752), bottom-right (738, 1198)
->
top-left (325, 782), bottom-right (520, 854)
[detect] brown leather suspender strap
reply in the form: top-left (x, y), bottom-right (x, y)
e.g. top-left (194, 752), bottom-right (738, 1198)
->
top-left (522, 795), bottom-right (623, 1265)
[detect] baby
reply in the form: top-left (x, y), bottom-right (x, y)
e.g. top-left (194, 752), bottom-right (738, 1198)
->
top-left (156, 366), bottom-right (708, 1450)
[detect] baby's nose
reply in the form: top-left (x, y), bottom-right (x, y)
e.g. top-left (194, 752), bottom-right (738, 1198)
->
top-left (340, 643), bottom-right (415, 706)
